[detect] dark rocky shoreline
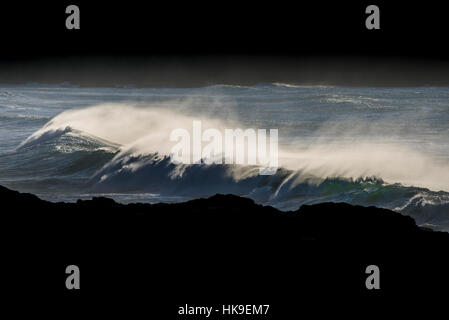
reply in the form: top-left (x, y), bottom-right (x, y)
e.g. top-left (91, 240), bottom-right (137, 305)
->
top-left (2, 184), bottom-right (449, 312)
top-left (1, 184), bottom-right (447, 242)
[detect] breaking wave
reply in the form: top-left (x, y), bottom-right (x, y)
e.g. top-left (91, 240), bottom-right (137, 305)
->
top-left (8, 102), bottom-right (449, 231)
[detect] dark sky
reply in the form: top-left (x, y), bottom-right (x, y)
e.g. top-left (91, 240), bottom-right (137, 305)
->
top-left (1, 1), bottom-right (449, 86)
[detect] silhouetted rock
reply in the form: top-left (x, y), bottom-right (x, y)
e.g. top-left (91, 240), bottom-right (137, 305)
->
top-left (1, 184), bottom-right (446, 244)
top-left (3, 184), bottom-right (449, 305)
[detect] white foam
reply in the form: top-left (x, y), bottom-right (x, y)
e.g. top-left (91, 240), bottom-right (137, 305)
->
top-left (18, 101), bottom-right (449, 192)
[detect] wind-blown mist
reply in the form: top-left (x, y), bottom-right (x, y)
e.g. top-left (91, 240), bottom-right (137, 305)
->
top-left (18, 102), bottom-right (449, 192)
top-left (1, 84), bottom-right (449, 230)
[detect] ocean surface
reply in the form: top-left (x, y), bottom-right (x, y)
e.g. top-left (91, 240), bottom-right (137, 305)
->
top-left (1, 83), bottom-right (449, 231)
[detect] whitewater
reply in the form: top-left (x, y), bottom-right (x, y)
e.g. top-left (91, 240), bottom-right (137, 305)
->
top-left (1, 83), bottom-right (449, 231)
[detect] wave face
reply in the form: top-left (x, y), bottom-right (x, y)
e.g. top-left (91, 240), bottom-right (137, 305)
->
top-left (1, 84), bottom-right (449, 231)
